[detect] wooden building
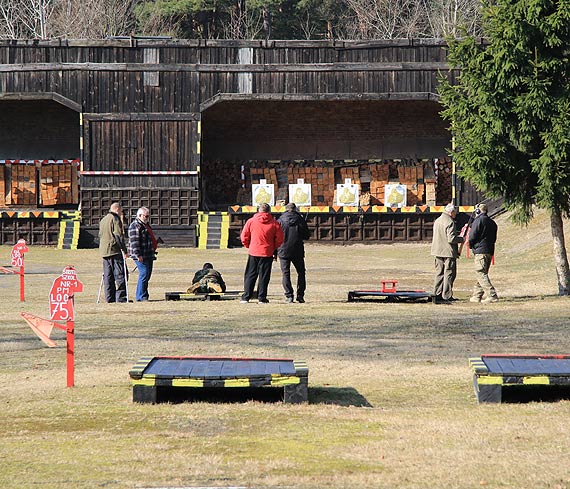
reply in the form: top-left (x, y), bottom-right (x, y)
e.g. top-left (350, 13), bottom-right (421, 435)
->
top-left (0, 38), bottom-right (482, 247)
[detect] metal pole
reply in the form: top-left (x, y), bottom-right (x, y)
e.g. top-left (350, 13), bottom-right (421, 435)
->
top-left (123, 254), bottom-right (129, 303)
top-left (96, 273), bottom-right (103, 303)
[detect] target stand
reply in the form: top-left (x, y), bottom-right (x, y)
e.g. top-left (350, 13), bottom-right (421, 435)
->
top-left (165, 291), bottom-right (242, 301)
top-left (348, 279), bottom-right (431, 303)
top-left (470, 354), bottom-right (570, 403)
top-left (129, 356), bottom-right (309, 404)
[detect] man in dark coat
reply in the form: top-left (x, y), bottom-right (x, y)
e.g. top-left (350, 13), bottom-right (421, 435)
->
top-left (188, 262), bottom-right (226, 293)
top-left (469, 203), bottom-right (499, 303)
top-left (277, 202), bottom-right (311, 303)
top-left (98, 202), bottom-right (128, 303)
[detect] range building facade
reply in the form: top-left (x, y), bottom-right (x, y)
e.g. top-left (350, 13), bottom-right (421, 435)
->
top-left (0, 38), bottom-right (482, 247)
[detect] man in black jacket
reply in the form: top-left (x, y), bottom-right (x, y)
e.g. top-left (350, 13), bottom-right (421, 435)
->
top-left (469, 203), bottom-right (499, 303)
top-left (277, 202), bottom-right (310, 303)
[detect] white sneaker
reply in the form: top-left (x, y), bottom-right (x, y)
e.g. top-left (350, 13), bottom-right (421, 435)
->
top-left (481, 296), bottom-right (499, 303)
top-left (469, 297), bottom-right (481, 303)
top-left (240, 300), bottom-right (249, 304)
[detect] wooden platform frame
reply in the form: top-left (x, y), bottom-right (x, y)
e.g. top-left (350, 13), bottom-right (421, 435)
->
top-left (470, 354), bottom-right (570, 403)
top-left (129, 356), bottom-right (309, 404)
top-left (165, 291), bottom-right (241, 301)
top-left (348, 290), bottom-right (431, 302)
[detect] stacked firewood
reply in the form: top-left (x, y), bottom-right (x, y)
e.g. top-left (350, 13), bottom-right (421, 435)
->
top-left (288, 161), bottom-right (335, 205)
top-left (368, 161), bottom-right (391, 204)
top-left (202, 159), bottom-right (241, 204)
top-left (397, 162), bottom-right (425, 206)
top-left (8, 164), bottom-right (36, 205)
top-left (435, 158), bottom-right (453, 205)
top-left (338, 165), bottom-right (360, 185)
top-left (39, 164), bottom-right (79, 206)
top-left (0, 166), bottom-right (5, 206)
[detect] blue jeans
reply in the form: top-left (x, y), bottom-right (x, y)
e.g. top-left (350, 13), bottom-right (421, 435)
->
top-left (134, 259), bottom-right (153, 301)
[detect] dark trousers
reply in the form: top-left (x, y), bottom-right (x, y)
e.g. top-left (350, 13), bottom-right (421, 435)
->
top-left (103, 254), bottom-right (127, 303)
top-left (242, 255), bottom-right (274, 301)
top-left (280, 255), bottom-right (306, 300)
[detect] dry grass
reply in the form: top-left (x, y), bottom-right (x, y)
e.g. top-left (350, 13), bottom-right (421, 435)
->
top-left (2, 209), bottom-right (570, 488)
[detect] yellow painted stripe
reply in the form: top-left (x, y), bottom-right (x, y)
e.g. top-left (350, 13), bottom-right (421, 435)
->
top-left (477, 376), bottom-right (503, 385)
top-left (197, 141), bottom-right (201, 154)
top-left (172, 378), bottom-right (204, 388)
top-left (270, 376), bottom-right (301, 386)
top-left (523, 376), bottom-right (550, 385)
top-left (224, 378), bottom-right (251, 387)
top-left (132, 378), bottom-right (158, 387)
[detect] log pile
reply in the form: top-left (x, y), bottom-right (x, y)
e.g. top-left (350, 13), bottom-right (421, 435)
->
top-left (8, 164), bottom-right (36, 205)
top-left (287, 162), bottom-right (335, 205)
top-left (435, 158), bottom-right (453, 205)
top-left (368, 161), bottom-right (391, 204)
top-left (0, 166), bottom-right (5, 206)
top-left (202, 158), bottom-right (454, 207)
top-left (397, 162), bottom-right (425, 206)
top-left (202, 159), bottom-right (241, 204)
top-left (39, 164), bottom-right (79, 206)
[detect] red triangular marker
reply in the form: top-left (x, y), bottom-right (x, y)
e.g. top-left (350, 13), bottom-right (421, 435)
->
top-left (21, 312), bottom-right (58, 347)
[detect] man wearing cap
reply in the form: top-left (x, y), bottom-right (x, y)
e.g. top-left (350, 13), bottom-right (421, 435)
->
top-left (469, 203), bottom-right (499, 303)
top-left (430, 203), bottom-right (464, 304)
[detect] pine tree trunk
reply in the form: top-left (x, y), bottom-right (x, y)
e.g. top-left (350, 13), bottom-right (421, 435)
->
top-left (550, 208), bottom-right (570, 295)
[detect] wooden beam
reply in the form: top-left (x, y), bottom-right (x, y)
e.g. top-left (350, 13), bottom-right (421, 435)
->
top-left (200, 92), bottom-right (441, 112)
top-left (0, 91), bottom-right (81, 112)
top-left (84, 112), bottom-right (201, 121)
top-left (0, 38), bottom-right (453, 49)
top-left (0, 61), bottom-right (453, 74)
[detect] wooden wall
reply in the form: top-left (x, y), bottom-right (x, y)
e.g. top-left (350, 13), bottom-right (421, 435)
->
top-left (0, 38), bottom-right (465, 245)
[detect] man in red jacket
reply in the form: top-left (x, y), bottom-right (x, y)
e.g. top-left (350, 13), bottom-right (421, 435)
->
top-left (240, 203), bottom-right (284, 303)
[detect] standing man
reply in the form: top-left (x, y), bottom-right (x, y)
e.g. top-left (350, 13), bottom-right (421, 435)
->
top-left (128, 207), bottom-right (158, 302)
top-left (277, 202), bottom-right (310, 303)
top-left (431, 203), bottom-right (464, 304)
top-left (98, 202), bottom-right (128, 303)
top-left (469, 203), bottom-right (499, 303)
top-left (240, 203), bottom-right (284, 304)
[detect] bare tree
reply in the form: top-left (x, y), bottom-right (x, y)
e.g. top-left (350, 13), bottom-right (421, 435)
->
top-left (50, 0), bottom-right (139, 39)
top-left (342, 0), bottom-right (429, 39)
top-left (0, 0), bottom-right (57, 39)
top-left (222, 3), bottom-right (264, 39)
top-left (0, 0), bottom-right (23, 38)
top-left (424, 0), bottom-right (483, 37)
top-left (0, 0), bottom-right (140, 40)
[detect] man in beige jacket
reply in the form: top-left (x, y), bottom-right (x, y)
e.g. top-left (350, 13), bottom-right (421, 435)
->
top-left (430, 203), bottom-right (464, 304)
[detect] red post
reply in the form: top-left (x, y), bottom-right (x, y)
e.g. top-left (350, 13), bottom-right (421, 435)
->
top-left (19, 265), bottom-right (25, 302)
top-left (11, 239), bottom-right (28, 302)
top-left (66, 320), bottom-right (74, 387)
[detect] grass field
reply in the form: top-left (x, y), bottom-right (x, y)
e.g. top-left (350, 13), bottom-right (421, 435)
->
top-left (2, 209), bottom-right (570, 488)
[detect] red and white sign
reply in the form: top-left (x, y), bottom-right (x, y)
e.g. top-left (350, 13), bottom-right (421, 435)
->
top-left (11, 239), bottom-right (28, 267)
top-left (49, 266), bottom-right (84, 321)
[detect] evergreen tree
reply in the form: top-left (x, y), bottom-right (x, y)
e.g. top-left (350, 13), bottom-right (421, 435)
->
top-left (438, 0), bottom-right (570, 294)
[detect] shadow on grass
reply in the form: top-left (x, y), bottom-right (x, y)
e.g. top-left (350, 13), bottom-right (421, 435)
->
top-left (135, 386), bottom-right (372, 407)
top-left (309, 386), bottom-right (372, 407)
